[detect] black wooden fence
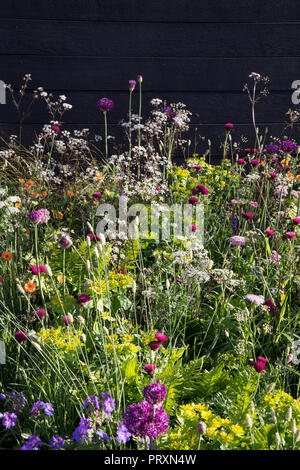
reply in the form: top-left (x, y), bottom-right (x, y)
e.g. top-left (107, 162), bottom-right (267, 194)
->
top-left (1, 0), bottom-right (300, 156)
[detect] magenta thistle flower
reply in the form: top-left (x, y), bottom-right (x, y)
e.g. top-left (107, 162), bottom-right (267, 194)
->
top-left (77, 294), bottom-right (91, 304)
top-left (35, 308), bottom-right (46, 319)
top-left (148, 340), bottom-right (160, 351)
top-left (155, 333), bottom-right (167, 343)
top-left (92, 192), bottom-right (102, 199)
top-left (269, 172), bottom-right (278, 179)
top-left (285, 232), bottom-right (296, 239)
top-left (188, 197), bottom-right (198, 205)
top-left (144, 364), bottom-right (156, 376)
top-left (15, 331), bottom-right (27, 343)
top-left (143, 381), bottom-right (167, 406)
top-left (250, 356), bottom-right (268, 373)
top-left (97, 97), bottom-right (114, 113)
top-left (242, 212), bottom-right (253, 220)
top-left (237, 158), bottom-right (245, 164)
top-left (29, 265), bottom-right (46, 275)
top-left (265, 229), bottom-right (275, 237)
top-left (250, 159), bottom-right (259, 166)
top-left (225, 123), bottom-right (234, 130)
top-left (264, 298), bottom-right (276, 313)
top-left (292, 217), bottom-right (300, 224)
top-left (196, 184), bottom-right (209, 195)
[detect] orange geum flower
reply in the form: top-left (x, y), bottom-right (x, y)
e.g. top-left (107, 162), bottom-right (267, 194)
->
top-left (96, 173), bottom-right (103, 179)
top-left (42, 191), bottom-right (47, 196)
top-left (287, 173), bottom-right (293, 179)
top-left (57, 274), bottom-right (65, 284)
top-left (15, 202), bottom-right (21, 208)
top-left (19, 178), bottom-right (25, 183)
top-left (1, 251), bottom-right (12, 261)
top-left (24, 180), bottom-right (35, 190)
top-left (66, 190), bottom-right (74, 197)
top-left (24, 281), bottom-right (36, 293)
top-left (55, 212), bottom-right (64, 219)
top-left (281, 157), bottom-right (291, 166)
top-left (296, 175), bottom-right (300, 180)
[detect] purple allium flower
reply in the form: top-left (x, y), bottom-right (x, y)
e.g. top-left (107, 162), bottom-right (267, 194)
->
top-left (229, 235), bottom-right (246, 246)
top-left (28, 208), bottom-right (50, 224)
top-left (2, 412), bottom-right (17, 429)
top-left (49, 435), bottom-right (64, 450)
top-left (274, 185), bottom-right (289, 197)
top-left (123, 400), bottom-right (169, 440)
top-left (95, 430), bottom-right (111, 441)
top-left (161, 106), bottom-right (176, 119)
top-left (60, 236), bottom-right (72, 248)
top-left (20, 435), bottom-right (42, 450)
top-left (143, 381), bottom-right (167, 406)
top-left (83, 395), bottom-right (101, 412)
top-left (280, 140), bottom-right (297, 153)
top-left (129, 80), bottom-right (136, 91)
top-left (15, 331), bottom-right (27, 343)
top-left (97, 97), bottom-right (114, 113)
top-left (245, 294), bottom-right (265, 306)
top-left (116, 421), bottom-right (131, 444)
top-left (101, 393), bottom-right (116, 417)
top-left (291, 190), bottom-right (299, 199)
top-left (265, 144), bottom-right (279, 154)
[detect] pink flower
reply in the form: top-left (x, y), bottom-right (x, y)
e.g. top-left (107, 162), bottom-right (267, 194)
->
top-left (293, 217), bottom-right (300, 224)
top-left (191, 187), bottom-right (198, 195)
top-left (285, 232), bottom-right (296, 239)
top-left (144, 364), bottom-right (156, 377)
top-left (51, 125), bottom-right (60, 133)
top-left (77, 294), bottom-right (91, 304)
top-left (242, 212), bottom-right (253, 220)
top-left (193, 165), bottom-right (202, 170)
top-left (92, 192), bottom-right (102, 199)
top-left (225, 123), bottom-right (234, 130)
top-left (252, 357), bottom-right (268, 373)
top-left (265, 229), bottom-right (275, 237)
top-left (188, 197), bottom-right (198, 205)
top-left (196, 184), bottom-right (209, 195)
top-left (269, 172), bottom-right (278, 179)
top-left (15, 331), bottom-right (27, 343)
top-left (250, 159), bottom-right (259, 166)
top-left (155, 186), bottom-right (161, 191)
top-left (291, 190), bottom-right (299, 199)
top-left (148, 341), bottom-right (160, 351)
top-left (245, 294), bottom-right (265, 306)
top-left (35, 308), bottom-right (46, 320)
top-left (269, 250), bottom-right (281, 265)
top-left (189, 225), bottom-right (197, 232)
top-left (155, 333), bottom-right (167, 343)
top-left (0, 275), bottom-right (2, 283)
top-left (29, 265), bottom-right (46, 275)
top-left (237, 158), bottom-right (245, 164)
top-left (264, 299), bottom-right (276, 313)
top-left (62, 315), bottom-right (71, 325)
top-left (231, 199), bottom-right (239, 205)
top-left (249, 201), bottom-right (258, 208)
top-left (229, 236), bottom-right (247, 246)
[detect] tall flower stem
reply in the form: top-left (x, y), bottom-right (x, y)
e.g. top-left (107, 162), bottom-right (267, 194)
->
top-left (128, 90), bottom-right (133, 160)
top-left (34, 225), bottom-right (47, 312)
top-left (137, 80), bottom-right (142, 180)
top-left (104, 111), bottom-right (108, 161)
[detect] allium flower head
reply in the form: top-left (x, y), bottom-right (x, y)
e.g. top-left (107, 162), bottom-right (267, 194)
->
top-left (97, 97), bottom-right (114, 113)
top-left (280, 140), bottom-right (297, 153)
top-left (143, 381), bottom-right (167, 406)
top-left (229, 235), bottom-right (246, 246)
top-left (129, 80), bottom-right (136, 91)
top-left (123, 400), bottom-right (169, 440)
top-left (251, 357), bottom-right (268, 373)
top-left (250, 159), bottom-right (259, 166)
top-left (265, 144), bottom-right (279, 154)
top-left (28, 209), bottom-right (50, 224)
top-left (35, 308), bottom-right (46, 320)
top-left (196, 421), bottom-right (207, 435)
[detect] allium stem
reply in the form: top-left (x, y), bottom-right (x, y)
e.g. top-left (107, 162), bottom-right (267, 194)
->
top-left (104, 111), bottom-right (108, 161)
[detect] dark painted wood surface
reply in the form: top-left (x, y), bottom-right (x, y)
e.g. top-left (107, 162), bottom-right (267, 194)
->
top-left (0, 1), bottom-right (300, 156)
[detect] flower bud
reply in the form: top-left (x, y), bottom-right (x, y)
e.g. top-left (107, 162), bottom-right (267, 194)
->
top-left (286, 406), bottom-right (292, 422)
top-left (196, 422), bottom-right (207, 435)
top-left (246, 414), bottom-right (253, 429)
top-left (275, 432), bottom-right (281, 447)
top-left (45, 264), bottom-right (53, 276)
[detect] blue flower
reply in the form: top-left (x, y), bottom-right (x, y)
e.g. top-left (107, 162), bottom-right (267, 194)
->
top-left (2, 412), bottom-right (17, 429)
top-left (96, 430), bottom-right (111, 441)
top-left (116, 421), bottom-right (131, 444)
top-left (83, 395), bottom-right (101, 412)
top-left (101, 393), bottom-right (115, 417)
top-left (49, 435), bottom-right (65, 450)
top-left (20, 435), bottom-right (42, 450)
top-left (30, 401), bottom-right (54, 417)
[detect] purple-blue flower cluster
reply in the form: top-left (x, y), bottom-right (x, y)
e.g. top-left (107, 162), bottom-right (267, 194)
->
top-left (20, 435), bottom-right (42, 450)
top-left (49, 435), bottom-right (65, 450)
top-left (30, 401), bottom-right (54, 417)
top-left (1, 412), bottom-right (17, 429)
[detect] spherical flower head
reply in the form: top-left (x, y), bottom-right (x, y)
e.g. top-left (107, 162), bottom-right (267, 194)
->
top-left (155, 333), bottom-right (167, 343)
top-left (242, 212), bottom-right (253, 220)
top-left (229, 235), bottom-right (246, 246)
top-left (144, 364), bottom-right (156, 375)
top-left (83, 395), bottom-right (101, 412)
top-left (143, 381), bottom-right (167, 406)
top-left (245, 294), bottom-right (265, 306)
top-left (191, 187), bottom-right (198, 195)
top-left (188, 197), bottom-right (198, 205)
top-left (51, 125), bottom-right (60, 133)
top-left (148, 340), bottom-right (160, 351)
top-left (189, 224), bottom-right (197, 232)
top-left (237, 158), bottom-right (245, 164)
top-left (137, 75), bottom-right (143, 83)
top-left (264, 298), bottom-right (276, 313)
top-left (97, 97), bottom-right (114, 113)
top-left (92, 192), bottom-right (102, 199)
top-left (116, 421), bottom-right (131, 444)
top-left (2, 412), bottom-right (17, 429)
top-left (196, 184), bottom-right (209, 195)
top-left (123, 400), bottom-right (169, 439)
top-left (225, 123), bottom-right (234, 130)
top-left (129, 80), bottom-right (136, 91)
top-left (269, 172), bottom-right (278, 179)
top-left (265, 144), bottom-right (279, 154)
top-left (291, 190), bottom-right (299, 199)
top-left (196, 421), bottom-right (207, 435)
top-left (253, 360), bottom-right (266, 373)
top-left (101, 393), bottom-right (116, 417)
top-left (193, 165), bottom-right (202, 169)
top-left (265, 229), bottom-right (275, 237)
top-left (285, 232), bottom-right (296, 239)
top-left (77, 294), bottom-right (91, 304)
top-left (35, 308), bottom-right (46, 319)
top-left (250, 159), bottom-right (259, 166)
top-left (28, 209), bottom-right (50, 224)
top-left (15, 331), bottom-right (27, 343)
top-left (280, 140), bottom-right (297, 153)
top-left (49, 435), bottom-right (64, 450)
top-left (293, 217), bottom-right (300, 225)
top-left (60, 236), bottom-right (72, 248)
